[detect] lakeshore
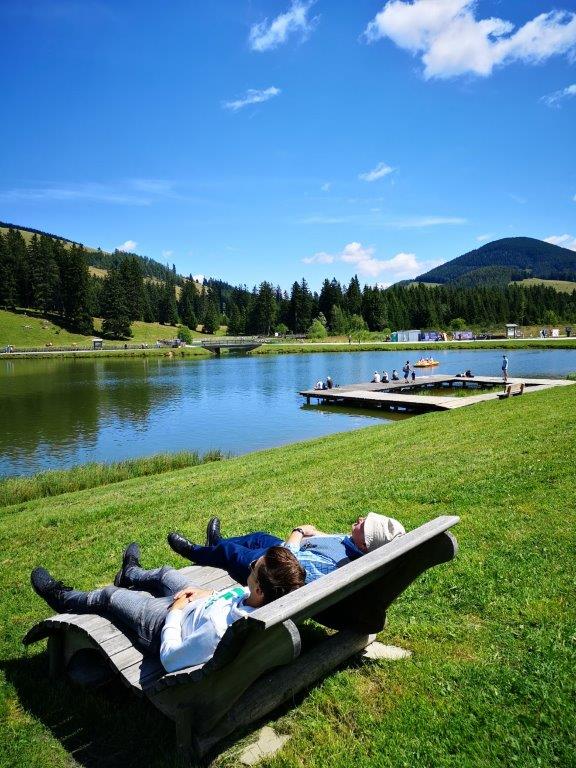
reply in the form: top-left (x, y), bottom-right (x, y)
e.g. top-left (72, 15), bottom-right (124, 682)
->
top-left (1, 384), bottom-right (574, 768)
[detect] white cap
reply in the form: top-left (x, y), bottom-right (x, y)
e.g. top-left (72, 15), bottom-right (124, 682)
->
top-left (363, 513), bottom-right (405, 552)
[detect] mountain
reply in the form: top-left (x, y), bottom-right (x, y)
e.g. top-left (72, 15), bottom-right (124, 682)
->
top-left (415, 237), bottom-right (576, 288)
top-left (0, 221), bottom-right (181, 284)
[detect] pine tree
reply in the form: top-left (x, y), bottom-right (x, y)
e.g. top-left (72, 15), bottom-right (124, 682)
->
top-left (0, 233), bottom-right (18, 308)
top-left (119, 257), bottom-right (145, 321)
top-left (101, 267), bottom-right (132, 338)
top-left (159, 281), bottom-right (179, 325)
top-left (61, 245), bottom-right (93, 333)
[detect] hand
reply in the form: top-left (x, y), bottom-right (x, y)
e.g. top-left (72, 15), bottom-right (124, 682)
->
top-left (169, 586), bottom-right (213, 609)
top-left (296, 525), bottom-right (320, 537)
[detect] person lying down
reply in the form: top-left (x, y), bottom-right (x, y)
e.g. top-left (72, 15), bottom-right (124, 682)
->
top-left (31, 543), bottom-right (305, 673)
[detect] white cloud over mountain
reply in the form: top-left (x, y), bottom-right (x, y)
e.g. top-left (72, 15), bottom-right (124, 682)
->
top-left (545, 234), bottom-right (576, 251)
top-left (303, 241), bottom-right (426, 279)
top-left (365, 1), bottom-right (576, 79)
top-left (117, 240), bottom-right (137, 252)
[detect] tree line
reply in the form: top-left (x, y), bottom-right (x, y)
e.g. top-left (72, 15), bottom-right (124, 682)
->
top-left (1, 228), bottom-right (575, 341)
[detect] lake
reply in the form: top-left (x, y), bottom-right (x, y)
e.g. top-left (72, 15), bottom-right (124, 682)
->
top-left (1, 347), bottom-right (574, 478)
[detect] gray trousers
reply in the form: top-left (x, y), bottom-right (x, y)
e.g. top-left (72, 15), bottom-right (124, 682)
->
top-left (60, 565), bottom-right (191, 652)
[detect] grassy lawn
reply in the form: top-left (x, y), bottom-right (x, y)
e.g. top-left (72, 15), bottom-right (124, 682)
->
top-left (1, 386), bottom-right (575, 767)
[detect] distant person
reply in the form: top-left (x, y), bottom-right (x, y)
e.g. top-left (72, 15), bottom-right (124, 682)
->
top-left (371, 371), bottom-right (381, 383)
top-left (382, 371), bottom-right (389, 383)
top-left (168, 514), bottom-right (406, 585)
top-left (465, 369), bottom-right (474, 378)
top-left (326, 376), bottom-right (333, 389)
top-left (403, 362), bottom-right (410, 381)
top-left (30, 543), bottom-right (304, 673)
top-left (314, 380), bottom-right (323, 390)
top-left (411, 370), bottom-right (416, 381)
top-left (501, 355), bottom-right (509, 382)
top-left (392, 369), bottom-right (400, 381)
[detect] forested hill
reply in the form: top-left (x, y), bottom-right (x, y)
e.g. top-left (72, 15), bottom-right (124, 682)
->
top-left (416, 237), bottom-right (576, 287)
top-left (0, 221), bottom-right (179, 283)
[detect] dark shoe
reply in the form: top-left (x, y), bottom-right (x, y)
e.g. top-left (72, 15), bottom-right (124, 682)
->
top-left (114, 542), bottom-right (141, 588)
top-left (167, 531), bottom-right (196, 560)
top-left (31, 567), bottom-right (73, 613)
top-left (205, 517), bottom-right (221, 546)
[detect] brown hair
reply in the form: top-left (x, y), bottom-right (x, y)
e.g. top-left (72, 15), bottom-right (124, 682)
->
top-left (257, 546), bottom-right (306, 604)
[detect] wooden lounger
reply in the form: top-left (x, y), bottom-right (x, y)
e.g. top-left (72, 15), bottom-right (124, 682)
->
top-left (23, 515), bottom-right (459, 762)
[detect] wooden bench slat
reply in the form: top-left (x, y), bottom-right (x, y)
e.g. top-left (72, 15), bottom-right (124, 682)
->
top-left (248, 515), bottom-right (460, 630)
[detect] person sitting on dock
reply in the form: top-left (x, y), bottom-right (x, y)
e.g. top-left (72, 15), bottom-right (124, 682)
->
top-left (30, 543), bottom-right (305, 673)
top-left (371, 371), bottom-right (381, 383)
top-left (314, 380), bottom-right (324, 390)
top-left (382, 371), bottom-right (389, 383)
top-left (465, 369), bottom-right (474, 378)
top-left (392, 369), bottom-right (400, 381)
top-left (168, 514), bottom-right (405, 586)
top-left (326, 376), bottom-right (334, 389)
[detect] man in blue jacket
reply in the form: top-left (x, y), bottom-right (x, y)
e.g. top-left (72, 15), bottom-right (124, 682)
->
top-left (168, 513), bottom-right (405, 585)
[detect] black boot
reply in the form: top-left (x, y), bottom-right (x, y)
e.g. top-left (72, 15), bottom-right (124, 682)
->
top-left (114, 542), bottom-right (142, 587)
top-left (167, 532), bottom-right (197, 560)
top-left (205, 517), bottom-right (221, 546)
top-left (31, 567), bottom-right (73, 613)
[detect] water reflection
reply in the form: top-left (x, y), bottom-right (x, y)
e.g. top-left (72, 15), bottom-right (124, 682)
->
top-left (0, 347), bottom-right (574, 477)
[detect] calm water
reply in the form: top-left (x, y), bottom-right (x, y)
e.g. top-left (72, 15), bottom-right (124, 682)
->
top-left (0, 347), bottom-right (574, 477)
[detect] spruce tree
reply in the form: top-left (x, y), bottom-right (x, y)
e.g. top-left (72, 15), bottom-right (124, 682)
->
top-left (0, 233), bottom-right (18, 308)
top-left (101, 267), bottom-right (132, 338)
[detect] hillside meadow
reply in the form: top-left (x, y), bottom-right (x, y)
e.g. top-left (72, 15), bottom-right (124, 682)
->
top-left (0, 385), bottom-right (574, 767)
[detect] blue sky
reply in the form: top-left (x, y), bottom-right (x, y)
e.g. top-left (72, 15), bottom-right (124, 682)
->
top-left (1, 0), bottom-right (575, 290)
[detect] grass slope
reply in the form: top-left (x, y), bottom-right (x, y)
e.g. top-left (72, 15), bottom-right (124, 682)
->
top-left (512, 277), bottom-right (576, 293)
top-left (1, 386), bottom-right (575, 767)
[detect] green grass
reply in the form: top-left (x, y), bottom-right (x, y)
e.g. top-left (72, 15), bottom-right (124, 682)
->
top-left (512, 277), bottom-right (576, 293)
top-left (0, 450), bottom-right (226, 507)
top-left (1, 386), bottom-right (575, 766)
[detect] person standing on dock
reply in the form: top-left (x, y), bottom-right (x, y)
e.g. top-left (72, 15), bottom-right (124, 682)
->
top-left (502, 355), bottom-right (509, 382)
top-left (403, 361), bottom-right (410, 381)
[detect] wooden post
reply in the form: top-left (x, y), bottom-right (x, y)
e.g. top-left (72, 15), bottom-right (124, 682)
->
top-left (48, 634), bottom-right (64, 679)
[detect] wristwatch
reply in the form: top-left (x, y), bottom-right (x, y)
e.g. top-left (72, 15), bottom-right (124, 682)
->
top-left (291, 527), bottom-right (305, 535)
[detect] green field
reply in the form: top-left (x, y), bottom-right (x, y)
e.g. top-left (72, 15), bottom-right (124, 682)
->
top-left (0, 309), bottom-right (217, 349)
top-left (512, 277), bottom-right (576, 293)
top-left (1, 385), bottom-right (575, 767)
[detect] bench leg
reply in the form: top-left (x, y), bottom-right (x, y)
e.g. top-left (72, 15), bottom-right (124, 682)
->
top-left (48, 634), bottom-right (65, 679)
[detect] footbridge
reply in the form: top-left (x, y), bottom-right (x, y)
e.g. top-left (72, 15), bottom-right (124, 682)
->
top-left (194, 337), bottom-right (264, 356)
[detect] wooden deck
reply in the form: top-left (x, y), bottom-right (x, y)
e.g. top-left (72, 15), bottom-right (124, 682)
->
top-left (300, 375), bottom-right (574, 413)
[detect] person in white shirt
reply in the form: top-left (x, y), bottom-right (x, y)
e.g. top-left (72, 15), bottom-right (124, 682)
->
top-left (31, 544), bottom-right (305, 673)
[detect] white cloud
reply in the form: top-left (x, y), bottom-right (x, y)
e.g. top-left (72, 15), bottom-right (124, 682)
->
top-left (541, 83), bottom-right (576, 107)
top-left (359, 162), bottom-right (394, 182)
top-left (222, 86), bottom-right (281, 111)
top-left (300, 212), bottom-right (466, 227)
top-left (162, 250), bottom-right (173, 259)
top-left (117, 240), bottom-right (137, 252)
top-left (365, 1), bottom-right (576, 79)
top-left (303, 241), bottom-right (424, 278)
top-left (302, 252), bottom-right (335, 264)
top-left (193, 274), bottom-right (205, 283)
top-left (476, 233), bottom-right (493, 243)
top-left (545, 234), bottom-right (576, 251)
top-left (249, 1), bottom-right (318, 52)
top-left (321, 182), bottom-right (331, 192)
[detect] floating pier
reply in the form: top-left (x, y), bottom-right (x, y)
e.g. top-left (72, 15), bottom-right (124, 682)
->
top-left (300, 375), bottom-right (574, 413)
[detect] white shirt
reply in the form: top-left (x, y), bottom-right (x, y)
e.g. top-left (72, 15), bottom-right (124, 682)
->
top-left (160, 586), bottom-right (254, 672)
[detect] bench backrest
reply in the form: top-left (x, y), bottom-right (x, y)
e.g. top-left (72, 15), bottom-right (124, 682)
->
top-left (247, 514), bottom-right (459, 631)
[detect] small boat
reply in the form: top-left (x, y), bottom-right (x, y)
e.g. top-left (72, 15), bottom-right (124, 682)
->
top-left (414, 359), bottom-right (440, 368)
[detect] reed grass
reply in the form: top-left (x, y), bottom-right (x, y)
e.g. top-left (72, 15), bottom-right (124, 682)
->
top-left (0, 450), bottom-right (225, 507)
